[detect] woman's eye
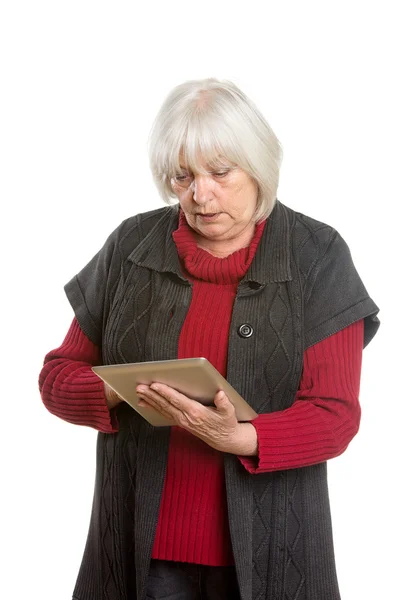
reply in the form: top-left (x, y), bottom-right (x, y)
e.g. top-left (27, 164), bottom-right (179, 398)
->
top-left (212, 170), bottom-right (229, 178)
top-left (174, 174), bottom-right (192, 183)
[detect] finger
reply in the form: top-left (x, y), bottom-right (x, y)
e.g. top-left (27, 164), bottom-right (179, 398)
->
top-left (148, 384), bottom-right (208, 428)
top-left (136, 384), bottom-right (151, 394)
top-left (137, 395), bottom-right (150, 408)
top-left (137, 386), bottom-right (182, 420)
top-left (136, 386), bottom-right (153, 408)
top-left (213, 391), bottom-right (235, 416)
top-left (149, 383), bottom-right (199, 412)
top-left (137, 387), bottom-right (167, 408)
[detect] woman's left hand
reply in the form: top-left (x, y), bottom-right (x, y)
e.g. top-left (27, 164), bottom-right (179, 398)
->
top-left (136, 383), bottom-right (258, 456)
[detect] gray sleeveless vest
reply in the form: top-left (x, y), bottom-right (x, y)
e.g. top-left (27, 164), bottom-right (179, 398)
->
top-left (65, 201), bottom-right (379, 600)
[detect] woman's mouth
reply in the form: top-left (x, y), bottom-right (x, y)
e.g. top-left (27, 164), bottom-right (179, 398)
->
top-left (196, 212), bottom-right (221, 222)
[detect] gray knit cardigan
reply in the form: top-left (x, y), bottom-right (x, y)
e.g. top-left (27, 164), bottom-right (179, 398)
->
top-left (64, 200), bottom-right (379, 600)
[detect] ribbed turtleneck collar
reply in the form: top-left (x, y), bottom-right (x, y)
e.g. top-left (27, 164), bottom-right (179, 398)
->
top-left (172, 211), bottom-right (266, 285)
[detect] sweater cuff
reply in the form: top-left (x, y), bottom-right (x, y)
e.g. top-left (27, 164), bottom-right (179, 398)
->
top-left (237, 415), bottom-right (268, 474)
top-left (93, 375), bottom-right (119, 433)
top-left (62, 366), bottom-right (119, 434)
top-left (237, 413), bottom-right (297, 474)
top-left (237, 400), bottom-right (357, 474)
top-left (41, 361), bottom-right (119, 433)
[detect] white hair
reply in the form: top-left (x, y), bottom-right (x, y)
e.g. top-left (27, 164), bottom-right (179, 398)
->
top-left (148, 78), bottom-right (283, 222)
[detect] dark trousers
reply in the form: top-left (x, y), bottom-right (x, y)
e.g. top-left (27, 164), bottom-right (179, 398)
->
top-left (145, 559), bottom-right (241, 600)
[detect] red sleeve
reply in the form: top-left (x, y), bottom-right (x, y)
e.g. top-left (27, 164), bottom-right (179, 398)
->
top-left (38, 318), bottom-right (119, 433)
top-left (239, 319), bottom-right (364, 473)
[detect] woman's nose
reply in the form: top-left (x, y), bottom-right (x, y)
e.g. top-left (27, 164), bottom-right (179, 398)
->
top-left (191, 174), bottom-right (214, 204)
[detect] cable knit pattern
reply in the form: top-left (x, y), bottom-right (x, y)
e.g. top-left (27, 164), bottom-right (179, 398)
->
top-left (39, 210), bottom-right (364, 571)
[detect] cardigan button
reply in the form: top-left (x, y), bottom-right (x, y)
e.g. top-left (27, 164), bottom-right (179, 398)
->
top-left (238, 323), bottom-right (254, 338)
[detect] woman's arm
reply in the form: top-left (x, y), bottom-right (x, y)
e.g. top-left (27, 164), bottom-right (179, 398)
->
top-left (38, 318), bottom-right (120, 433)
top-left (239, 319), bottom-right (364, 473)
top-left (134, 322), bottom-right (363, 459)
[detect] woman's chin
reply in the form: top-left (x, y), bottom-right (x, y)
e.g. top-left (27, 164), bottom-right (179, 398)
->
top-left (193, 217), bottom-right (229, 238)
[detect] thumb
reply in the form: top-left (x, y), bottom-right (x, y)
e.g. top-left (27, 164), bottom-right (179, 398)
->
top-left (214, 391), bottom-right (233, 414)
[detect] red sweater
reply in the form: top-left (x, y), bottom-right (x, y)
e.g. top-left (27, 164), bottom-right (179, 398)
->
top-left (39, 215), bottom-right (364, 566)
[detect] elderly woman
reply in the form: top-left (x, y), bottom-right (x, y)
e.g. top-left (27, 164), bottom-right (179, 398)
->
top-left (39, 78), bottom-right (379, 600)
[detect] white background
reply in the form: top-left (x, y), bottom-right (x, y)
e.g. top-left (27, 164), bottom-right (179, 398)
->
top-left (1, 1), bottom-right (414, 599)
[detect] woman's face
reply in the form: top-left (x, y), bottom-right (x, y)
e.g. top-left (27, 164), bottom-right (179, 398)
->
top-left (171, 160), bottom-right (258, 251)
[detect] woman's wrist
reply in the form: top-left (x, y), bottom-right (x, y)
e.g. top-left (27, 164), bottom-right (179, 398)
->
top-left (230, 422), bottom-right (258, 456)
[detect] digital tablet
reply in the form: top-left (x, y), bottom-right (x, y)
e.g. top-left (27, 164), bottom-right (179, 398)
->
top-left (92, 357), bottom-right (258, 427)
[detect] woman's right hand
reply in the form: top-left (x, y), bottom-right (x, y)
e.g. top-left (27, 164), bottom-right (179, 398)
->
top-left (104, 383), bottom-right (124, 410)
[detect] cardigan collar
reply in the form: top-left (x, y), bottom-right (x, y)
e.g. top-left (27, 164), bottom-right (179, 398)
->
top-left (128, 200), bottom-right (292, 284)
